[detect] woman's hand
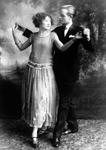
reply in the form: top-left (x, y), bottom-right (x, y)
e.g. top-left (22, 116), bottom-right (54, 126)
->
top-left (11, 23), bottom-right (20, 47)
top-left (71, 32), bottom-right (83, 42)
top-left (12, 23), bottom-right (18, 36)
top-left (74, 32), bottom-right (83, 39)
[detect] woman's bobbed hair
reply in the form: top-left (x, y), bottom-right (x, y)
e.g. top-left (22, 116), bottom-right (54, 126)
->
top-left (32, 12), bottom-right (54, 28)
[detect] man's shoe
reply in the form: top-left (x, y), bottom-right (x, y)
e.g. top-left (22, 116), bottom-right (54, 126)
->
top-left (62, 128), bottom-right (78, 135)
top-left (53, 138), bottom-right (61, 147)
top-left (71, 128), bottom-right (78, 133)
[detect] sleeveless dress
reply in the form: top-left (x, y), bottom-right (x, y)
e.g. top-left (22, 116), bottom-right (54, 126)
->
top-left (21, 32), bottom-right (57, 128)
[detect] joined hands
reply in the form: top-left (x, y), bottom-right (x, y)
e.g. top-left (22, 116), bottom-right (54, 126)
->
top-left (69, 28), bottom-right (90, 41)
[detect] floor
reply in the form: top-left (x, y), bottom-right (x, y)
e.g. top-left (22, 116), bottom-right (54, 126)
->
top-left (0, 119), bottom-right (106, 150)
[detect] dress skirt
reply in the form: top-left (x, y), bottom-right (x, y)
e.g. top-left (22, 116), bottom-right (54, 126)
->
top-left (22, 60), bottom-right (57, 128)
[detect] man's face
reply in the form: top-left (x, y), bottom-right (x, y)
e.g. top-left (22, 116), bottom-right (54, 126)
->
top-left (59, 8), bottom-right (72, 25)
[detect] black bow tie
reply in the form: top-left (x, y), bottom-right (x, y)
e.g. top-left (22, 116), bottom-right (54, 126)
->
top-left (62, 25), bottom-right (66, 29)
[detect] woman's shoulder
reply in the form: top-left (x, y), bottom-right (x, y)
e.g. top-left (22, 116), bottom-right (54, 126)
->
top-left (51, 32), bottom-right (57, 41)
top-left (30, 32), bottom-right (39, 39)
top-left (29, 32), bottom-right (38, 43)
top-left (51, 31), bottom-right (57, 38)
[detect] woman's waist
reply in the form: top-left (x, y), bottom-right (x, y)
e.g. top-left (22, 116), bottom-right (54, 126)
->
top-left (28, 60), bottom-right (53, 69)
top-left (29, 55), bottom-right (52, 63)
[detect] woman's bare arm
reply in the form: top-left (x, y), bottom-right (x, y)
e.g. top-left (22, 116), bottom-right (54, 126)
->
top-left (12, 25), bottom-right (32, 51)
top-left (53, 32), bottom-right (82, 51)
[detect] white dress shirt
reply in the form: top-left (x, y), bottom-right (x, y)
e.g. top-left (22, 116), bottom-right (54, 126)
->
top-left (64, 22), bottom-right (73, 37)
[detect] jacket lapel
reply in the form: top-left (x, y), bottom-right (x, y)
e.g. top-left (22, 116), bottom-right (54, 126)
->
top-left (65, 25), bottom-right (75, 38)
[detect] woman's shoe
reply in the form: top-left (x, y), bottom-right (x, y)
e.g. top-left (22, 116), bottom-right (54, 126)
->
top-left (32, 137), bottom-right (39, 148)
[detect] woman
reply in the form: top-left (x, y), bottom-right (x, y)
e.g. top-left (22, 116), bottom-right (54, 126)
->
top-left (12, 12), bottom-right (81, 148)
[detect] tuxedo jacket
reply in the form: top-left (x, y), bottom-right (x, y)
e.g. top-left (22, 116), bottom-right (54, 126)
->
top-left (22, 25), bottom-right (94, 81)
top-left (53, 25), bottom-right (94, 81)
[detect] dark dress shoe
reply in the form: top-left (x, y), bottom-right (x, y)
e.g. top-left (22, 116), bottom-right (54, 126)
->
top-left (71, 128), bottom-right (78, 133)
top-left (62, 128), bottom-right (78, 135)
top-left (53, 138), bottom-right (61, 147)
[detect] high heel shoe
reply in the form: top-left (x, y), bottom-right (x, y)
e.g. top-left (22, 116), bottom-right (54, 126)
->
top-left (32, 137), bottom-right (39, 148)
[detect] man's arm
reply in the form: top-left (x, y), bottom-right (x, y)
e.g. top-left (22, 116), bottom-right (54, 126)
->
top-left (23, 28), bottom-right (33, 38)
top-left (16, 23), bottom-right (33, 38)
top-left (82, 39), bottom-right (94, 52)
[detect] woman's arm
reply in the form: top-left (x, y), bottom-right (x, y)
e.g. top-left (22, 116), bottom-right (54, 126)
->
top-left (53, 32), bottom-right (82, 52)
top-left (12, 25), bottom-right (32, 51)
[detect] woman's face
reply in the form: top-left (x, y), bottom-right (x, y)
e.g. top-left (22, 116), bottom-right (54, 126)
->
top-left (40, 16), bottom-right (52, 30)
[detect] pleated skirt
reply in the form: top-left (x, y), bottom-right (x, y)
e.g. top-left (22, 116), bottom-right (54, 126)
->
top-left (21, 60), bottom-right (57, 128)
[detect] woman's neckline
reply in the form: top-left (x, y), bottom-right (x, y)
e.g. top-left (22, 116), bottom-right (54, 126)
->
top-left (37, 32), bottom-right (50, 37)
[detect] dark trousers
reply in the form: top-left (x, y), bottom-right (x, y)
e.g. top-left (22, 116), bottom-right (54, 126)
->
top-left (53, 74), bottom-right (78, 139)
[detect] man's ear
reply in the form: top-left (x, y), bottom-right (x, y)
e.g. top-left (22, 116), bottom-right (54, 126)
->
top-left (70, 14), bottom-right (73, 18)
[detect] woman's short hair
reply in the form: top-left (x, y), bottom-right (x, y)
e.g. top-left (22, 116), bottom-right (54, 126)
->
top-left (32, 12), bottom-right (54, 28)
top-left (61, 5), bottom-right (76, 18)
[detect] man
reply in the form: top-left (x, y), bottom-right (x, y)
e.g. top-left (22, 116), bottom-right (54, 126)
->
top-left (16, 4), bottom-right (94, 147)
top-left (52, 5), bottom-right (94, 147)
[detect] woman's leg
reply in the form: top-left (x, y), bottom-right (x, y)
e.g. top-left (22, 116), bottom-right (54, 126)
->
top-left (32, 126), bottom-right (39, 148)
top-left (32, 126), bottom-right (38, 138)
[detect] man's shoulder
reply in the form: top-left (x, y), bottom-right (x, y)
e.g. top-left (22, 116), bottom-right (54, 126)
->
top-left (71, 25), bottom-right (83, 31)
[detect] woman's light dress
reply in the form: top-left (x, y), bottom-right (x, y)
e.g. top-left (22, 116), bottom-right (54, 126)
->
top-left (22, 32), bottom-right (57, 128)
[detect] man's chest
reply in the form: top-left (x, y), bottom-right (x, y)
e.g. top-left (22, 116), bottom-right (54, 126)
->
top-left (56, 26), bottom-right (82, 43)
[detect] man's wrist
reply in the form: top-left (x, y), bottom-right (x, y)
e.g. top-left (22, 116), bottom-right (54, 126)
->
top-left (17, 24), bottom-right (25, 32)
top-left (72, 37), bottom-right (76, 42)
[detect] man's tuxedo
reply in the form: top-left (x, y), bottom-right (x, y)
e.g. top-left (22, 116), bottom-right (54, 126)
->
top-left (52, 25), bottom-right (94, 139)
top-left (53, 25), bottom-right (93, 82)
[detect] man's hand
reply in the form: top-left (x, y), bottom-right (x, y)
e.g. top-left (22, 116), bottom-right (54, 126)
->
top-left (83, 28), bottom-right (90, 41)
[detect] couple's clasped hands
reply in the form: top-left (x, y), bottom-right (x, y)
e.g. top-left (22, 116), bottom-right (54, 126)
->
top-left (73, 32), bottom-right (83, 40)
top-left (70, 28), bottom-right (90, 41)
top-left (69, 32), bottom-right (83, 41)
